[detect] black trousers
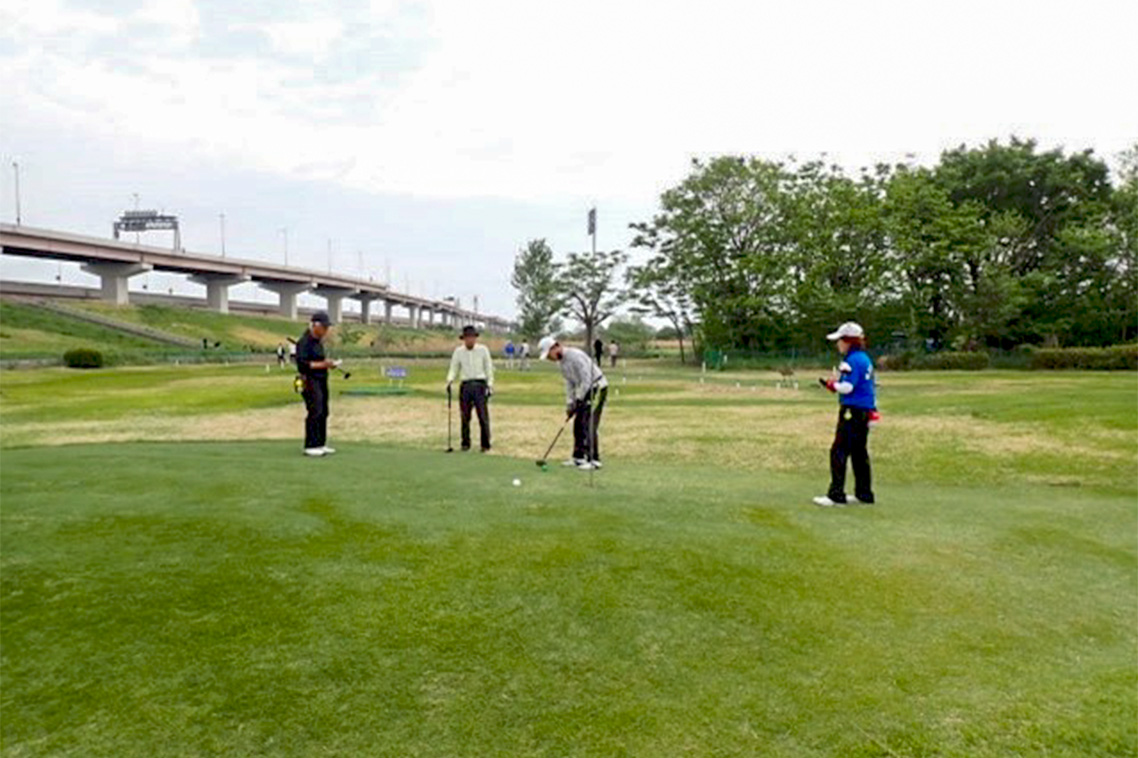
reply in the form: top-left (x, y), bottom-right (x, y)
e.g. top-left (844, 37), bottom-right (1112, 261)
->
top-left (460, 380), bottom-right (491, 450)
top-left (829, 406), bottom-right (874, 503)
top-left (302, 375), bottom-right (329, 449)
top-left (573, 387), bottom-right (607, 462)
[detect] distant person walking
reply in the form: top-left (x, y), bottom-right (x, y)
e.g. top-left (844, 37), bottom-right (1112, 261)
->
top-left (540, 336), bottom-right (608, 470)
top-left (593, 337), bottom-right (604, 365)
top-left (504, 340), bottom-right (516, 370)
top-left (814, 322), bottom-right (878, 507)
top-left (296, 311), bottom-right (341, 457)
top-left (446, 325), bottom-right (495, 452)
top-left (519, 340), bottom-right (531, 371)
top-left (276, 343), bottom-right (287, 368)
top-left (608, 340), bottom-right (619, 368)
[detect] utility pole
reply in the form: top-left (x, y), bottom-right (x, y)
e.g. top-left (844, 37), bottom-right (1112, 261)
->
top-left (219, 213), bottom-right (226, 257)
top-left (327, 238), bottom-right (333, 274)
top-left (280, 227), bottom-right (289, 266)
top-left (11, 161), bottom-right (20, 225)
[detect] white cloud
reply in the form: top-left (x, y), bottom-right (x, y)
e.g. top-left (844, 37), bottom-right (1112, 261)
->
top-left (258, 18), bottom-right (344, 59)
top-left (3, 0), bottom-right (1137, 207)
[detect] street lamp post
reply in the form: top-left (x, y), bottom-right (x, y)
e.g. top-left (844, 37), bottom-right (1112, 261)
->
top-left (11, 161), bottom-right (20, 225)
top-left (219, 213), bottom-right (226, 257)
top-left (280, 227), bottom-right (289, 266)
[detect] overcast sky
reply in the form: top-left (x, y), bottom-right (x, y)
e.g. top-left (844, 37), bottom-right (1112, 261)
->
top-left (1, 0), bottom-right (1135, 318)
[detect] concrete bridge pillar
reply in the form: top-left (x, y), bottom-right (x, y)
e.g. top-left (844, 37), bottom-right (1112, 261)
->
top-left (407, 304), bottom-right (419, 329)
top-left (190, 274), bottom-right (249, 314)
top-left (384, 300), bottom-right (394, 325)
top-left (81, 262), bottom-right (152, 305)
top-left (313, 286), bottom-right (357, 325)
top-left (260, 281), bottom-right (311, 320)
top-left (356, 294), bottom-right (383, 325)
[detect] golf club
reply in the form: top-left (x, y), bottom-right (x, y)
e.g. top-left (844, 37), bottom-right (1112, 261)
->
top-left (445, 385), bottom-right (455, 453)
top-left (535, 415), bottom-right (571, 468)
top-left (334, 365), bottom-right (352, 380)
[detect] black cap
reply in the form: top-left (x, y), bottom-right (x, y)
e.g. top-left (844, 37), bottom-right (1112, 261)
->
top-left (461, 325), bottom-right (479, 337)
top-left (311, 311), bottom-right (333, 326)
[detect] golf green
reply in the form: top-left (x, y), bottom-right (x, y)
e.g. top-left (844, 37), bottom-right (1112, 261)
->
top-left (2, 439), bottom-right (1134, 757)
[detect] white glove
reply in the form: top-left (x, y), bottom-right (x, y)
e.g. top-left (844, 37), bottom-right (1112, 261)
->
top-left (332, 359), bottom-right (343, 368)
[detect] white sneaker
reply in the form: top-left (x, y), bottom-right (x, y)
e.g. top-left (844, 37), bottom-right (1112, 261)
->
top-left (304, 448), bottom-right (326, 457)
top-left (591, 460), bottom-right (603, 469)
top-left (812, 495), bottom-right (846, 507)
top-left (321, 446), bottom-right (337, 455)
top-left (563, 458), bottom-right (584, 467)
top-left (576, 460), bottom-right (598, 471)
top-left (849, 496), bottom-right (875, 505)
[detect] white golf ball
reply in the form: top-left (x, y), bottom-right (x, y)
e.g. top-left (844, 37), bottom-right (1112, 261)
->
top-left (512, 478), bottom-right (521, 487)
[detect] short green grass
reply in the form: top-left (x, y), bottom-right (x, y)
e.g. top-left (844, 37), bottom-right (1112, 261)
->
top-left (1, 363), bottom-right (1135, 756)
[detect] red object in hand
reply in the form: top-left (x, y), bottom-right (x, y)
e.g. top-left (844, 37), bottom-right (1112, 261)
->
top-left (818, 378), bottom-right (837, 393)
top-left (868, 409), bottom-right (881, 426)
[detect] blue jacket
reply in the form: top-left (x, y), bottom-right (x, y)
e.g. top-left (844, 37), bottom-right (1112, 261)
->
top-left (836, 348), bottom-right (876, 409)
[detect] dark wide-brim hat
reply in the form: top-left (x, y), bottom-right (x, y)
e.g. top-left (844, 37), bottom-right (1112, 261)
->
top-left (460, 325), bottom-right (479, 337)
top-left (311, 311), bottom-right (333, 326)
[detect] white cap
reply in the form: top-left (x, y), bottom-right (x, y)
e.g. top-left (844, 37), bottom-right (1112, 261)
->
top-left (538, 335), bottom-right (557, 360)
top-left (826, 322), bottom-right (865, 341)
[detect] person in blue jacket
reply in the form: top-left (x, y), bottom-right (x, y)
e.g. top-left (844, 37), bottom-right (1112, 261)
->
top-left (814, 322), bottom-right (878, 507)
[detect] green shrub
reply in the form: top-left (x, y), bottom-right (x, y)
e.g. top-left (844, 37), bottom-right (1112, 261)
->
top-left (63, 348), bottom-right (105, 369)
top-left (1029, 345), bottom-right (1138, 370)
top-left (877, 351), bottom-right (915, 371)
top-left (917, 351), bottom-right (990, 370)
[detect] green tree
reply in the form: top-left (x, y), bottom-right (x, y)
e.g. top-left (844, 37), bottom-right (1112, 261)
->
top-left (626, 253), bottom-right (695, 363)
top-left (510, 239), bottom-right (562, 339)
top-left (557, 249), bottom-right (629, 350)
top-left (630, 157), bottom-right (794, 350)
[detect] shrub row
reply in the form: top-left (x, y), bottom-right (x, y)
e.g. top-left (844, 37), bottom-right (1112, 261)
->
top-left (1029, 345), bottom-right (1137, 370)
top-left (63, 348), bottom-right (105, 369)
top-left (878, 351), bottom-right (990, 371)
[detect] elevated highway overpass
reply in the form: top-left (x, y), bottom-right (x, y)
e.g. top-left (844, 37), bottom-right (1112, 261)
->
top-left (0, 224), bottom-right (511, 332)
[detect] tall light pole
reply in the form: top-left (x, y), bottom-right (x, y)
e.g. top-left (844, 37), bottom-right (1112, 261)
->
top-left (219, 213), bottom-right (226, 257)
top-left (11, 161), bottom-right (20, 225)
top-left (327, 238), bottom-right (333, 274)
top-left (132, 193), bottom-right (141, 243)
top-left (280, 227), bottom-right (289, 266)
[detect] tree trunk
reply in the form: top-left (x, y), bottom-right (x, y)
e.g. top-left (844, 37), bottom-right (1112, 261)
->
top-left (671, 314), bottom-right (686, 364)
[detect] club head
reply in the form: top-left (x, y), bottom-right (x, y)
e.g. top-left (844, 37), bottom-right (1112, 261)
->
top-left (342, 371), bottom-right (351, 380)
top-left (534, 459), bottom-right (545, 467)
top-left (446, 447), bottom-right (455, 453)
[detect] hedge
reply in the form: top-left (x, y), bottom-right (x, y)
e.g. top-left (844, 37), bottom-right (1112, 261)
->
top-left (878, 351), bottom-right (989, 371)
top-left (918, 351), bottom-right (991, 371)
top-left (1029, 345), bottom-right (1137, 370)
top-left (63, 348), bottom-right (105, 369)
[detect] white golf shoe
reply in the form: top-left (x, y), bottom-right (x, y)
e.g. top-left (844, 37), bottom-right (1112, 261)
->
top-left (563, 458), bottom-right (584, 467)
top-left (321, 446), bottom-right (337, 455)
top-left (812, 495), bottom-right (847, 507)
top-left (576, 460), bottom-right (599, 471)
top-left (304, 448), bottom-right (326, 457)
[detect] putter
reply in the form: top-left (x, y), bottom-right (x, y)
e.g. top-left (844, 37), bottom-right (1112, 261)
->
top-left (335, 366), bottom-right (352, 380)
top-left (445, 385), bottom-right (455, 453)
top-left (535, 416), bottom-right (571, 469)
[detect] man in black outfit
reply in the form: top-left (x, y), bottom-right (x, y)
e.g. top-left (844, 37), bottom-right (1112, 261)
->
top-left (295, 311), bottom-right (341, 457)
top-left (593, 337), bottom-right (604, 365)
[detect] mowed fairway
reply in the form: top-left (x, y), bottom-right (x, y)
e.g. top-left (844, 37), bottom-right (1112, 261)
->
top-left (1, 361), bottom-right (1135, 756)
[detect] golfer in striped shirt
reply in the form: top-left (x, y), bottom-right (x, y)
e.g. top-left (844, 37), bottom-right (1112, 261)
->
top-left (539, 336), bottom-right (608, 470)
top-left (445, 325), bottom-right (495, 452)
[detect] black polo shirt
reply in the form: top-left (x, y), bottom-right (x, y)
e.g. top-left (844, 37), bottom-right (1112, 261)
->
top-left (295, 330), bottom-right (327, 378)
